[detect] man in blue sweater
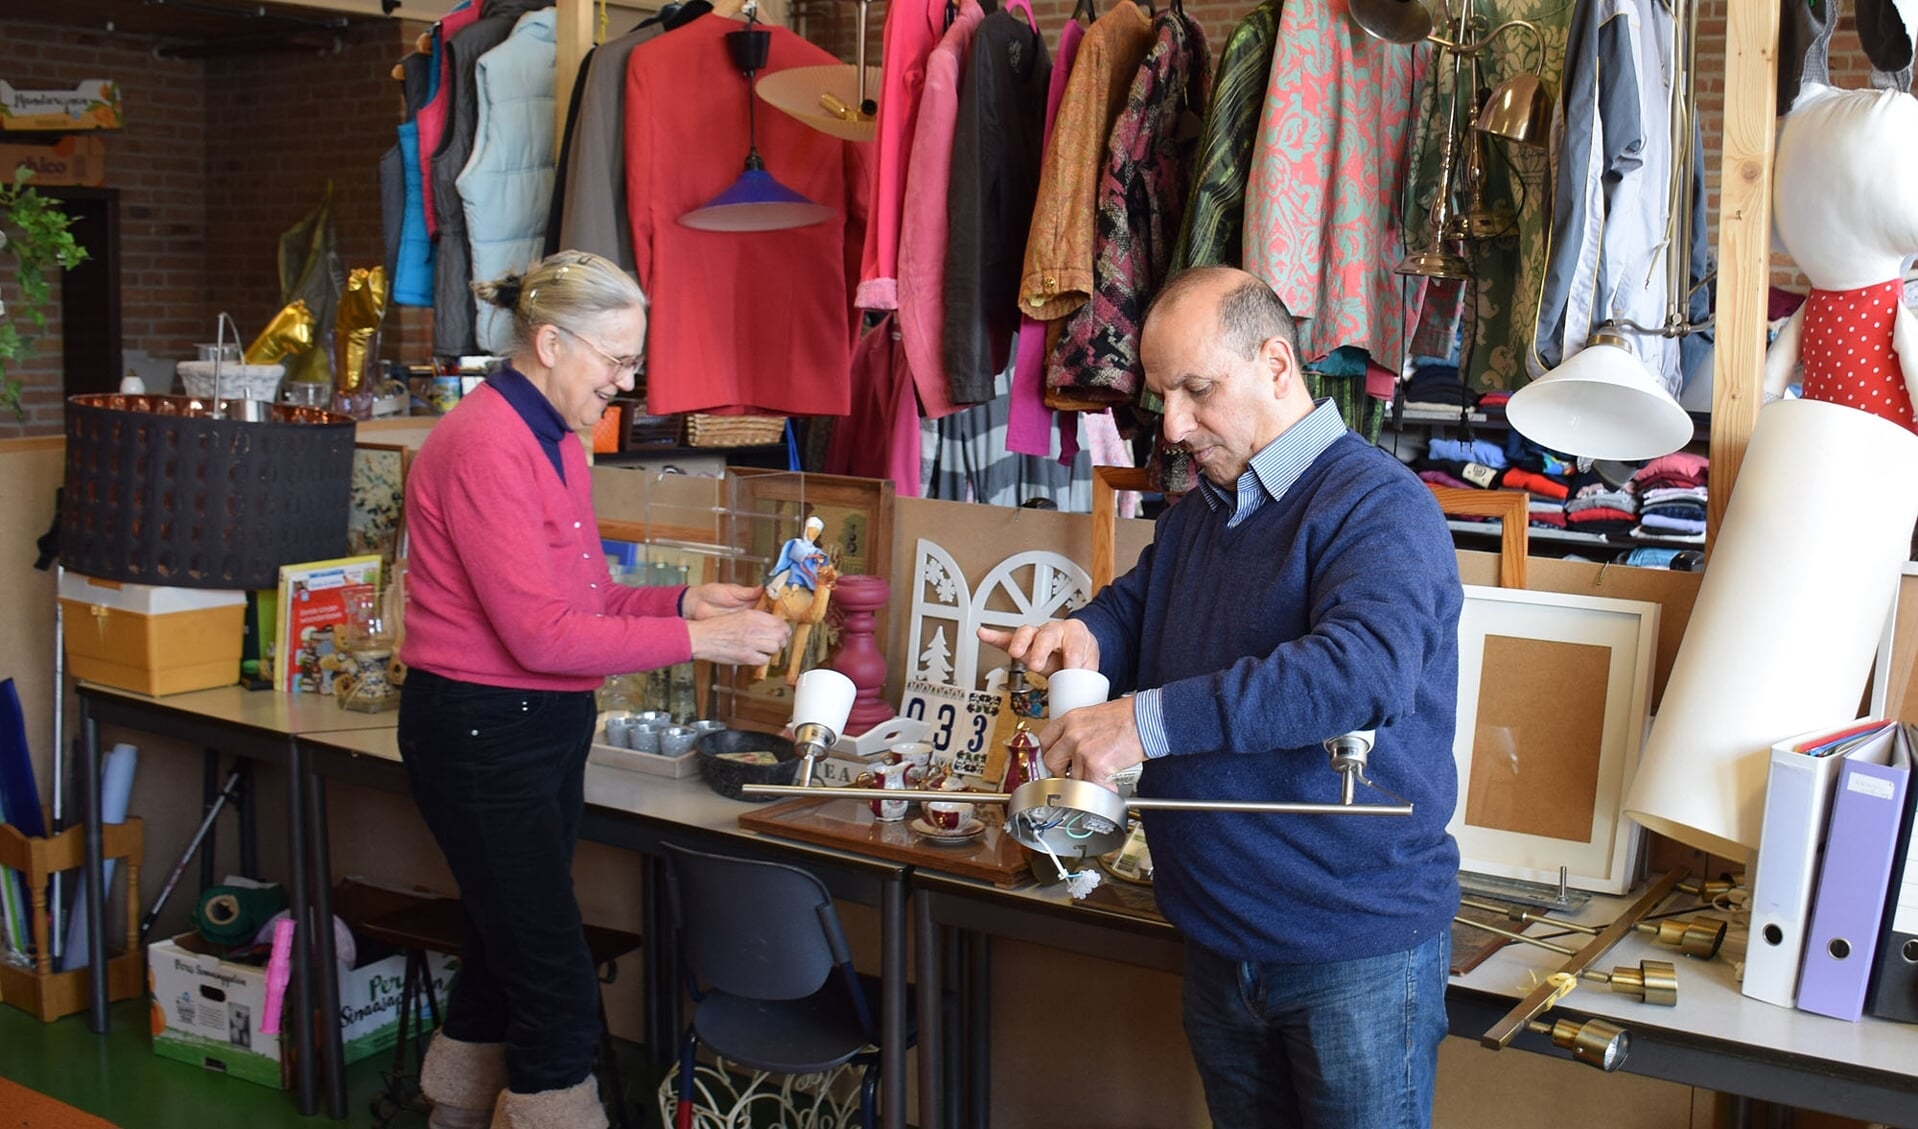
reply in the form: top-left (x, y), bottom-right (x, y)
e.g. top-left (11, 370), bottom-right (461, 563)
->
top-left (982, 267), bottom-right (1463, 1128)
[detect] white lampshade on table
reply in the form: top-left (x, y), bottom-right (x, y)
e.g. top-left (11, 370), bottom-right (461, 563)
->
top-left (791, 667), bottom-right (856, 736)
top-left (1624, 399), bottom-right (1918, 859)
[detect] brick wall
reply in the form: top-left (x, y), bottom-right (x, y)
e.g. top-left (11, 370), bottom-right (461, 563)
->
top-left (201, 19), bottom-right (424, 362)
top-left (0, 23), bottom-right (208, 438)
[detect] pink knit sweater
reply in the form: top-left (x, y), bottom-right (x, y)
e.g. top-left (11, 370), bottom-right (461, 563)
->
top-left (400, 382), bottom-right (690, 690)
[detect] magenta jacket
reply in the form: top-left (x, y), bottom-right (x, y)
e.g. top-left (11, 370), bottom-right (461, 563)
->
top-left (401, 382), bottom-right (690, 690)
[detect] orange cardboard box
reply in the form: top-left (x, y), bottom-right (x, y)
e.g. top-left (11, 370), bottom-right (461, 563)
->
top-left (0, 135), bottom-right (106, 186)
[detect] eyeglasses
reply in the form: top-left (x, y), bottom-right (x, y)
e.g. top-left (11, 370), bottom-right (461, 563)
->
top-left (554, 325), bottom-right (642, 379)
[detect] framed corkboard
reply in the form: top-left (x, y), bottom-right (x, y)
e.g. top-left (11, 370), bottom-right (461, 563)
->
top-left (1451, 585), bottom-right (1659, 894)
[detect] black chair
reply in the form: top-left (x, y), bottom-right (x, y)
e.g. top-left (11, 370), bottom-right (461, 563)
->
top-left (662, 843), bottom-right (911, 1129)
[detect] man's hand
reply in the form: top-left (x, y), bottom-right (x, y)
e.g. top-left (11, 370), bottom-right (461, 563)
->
top-left (976, 620), bottom-right (1099, 678)
top-left (681, 582), bottom-right (763, 620)
top-left (1038, 699), bottom-right (1143, 789)
top-left (687, 609), bottom-right (791, 665)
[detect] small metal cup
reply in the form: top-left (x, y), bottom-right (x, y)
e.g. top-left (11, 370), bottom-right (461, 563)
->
top-left (630, 724), bottom-right (664, 754)
top-left (658, 725), bottom-right (699, 757)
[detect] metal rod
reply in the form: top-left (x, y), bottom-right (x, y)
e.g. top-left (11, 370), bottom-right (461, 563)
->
top-left (1460, 895), bottom-right (1603, 936)
top-left (739, 783), bottom-right (1412, 814)
top-left (1126, 797), bottom-right (1413, 815)
top-left (1479, 870), bottom-right (1685, 1050)
top-left (139, 769), bottom-right (245, 942)
top-left (853, 0), bottom-right (871, 116)
top-left (48, 568), bottom-right (66, 962)
top-left (1455, 914), bottom-right (1579, 957)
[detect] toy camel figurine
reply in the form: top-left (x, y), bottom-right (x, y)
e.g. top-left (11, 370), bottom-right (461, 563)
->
top-left (754, 515), bottom-right (840, 684)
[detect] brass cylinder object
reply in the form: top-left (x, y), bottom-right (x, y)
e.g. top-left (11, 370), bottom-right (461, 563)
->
top-left (1528, 1016), bottom-right (1630, 1071)
top-left (1640, 917), bottom-right (1726, 959)
top-left (1599, 960), bottom-right (1678, 1006)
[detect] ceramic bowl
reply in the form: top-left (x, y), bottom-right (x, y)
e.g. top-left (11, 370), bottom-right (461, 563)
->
top-left (658, 725), bottom-right (699, 757)
top-left (695, 730), bottom-right (800, 802)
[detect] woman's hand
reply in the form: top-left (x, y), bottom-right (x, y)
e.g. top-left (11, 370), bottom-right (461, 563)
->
top-left (682, 582), bottom-right (763, 621)
top-left (687, 609), bottom-right (791, 665)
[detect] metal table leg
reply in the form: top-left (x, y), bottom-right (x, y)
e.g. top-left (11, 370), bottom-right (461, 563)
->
top-left (966, 931), bottom-right (990, 1129)
top-left (641, 854), bottom-right (670, 1069)
top-left (943, 927), bottom-right (963, 1129)
top-left (239, 761), bottom-right (259, 880)
top-left (82, 708), bottom-right (107, 1033)
top-left (283, 736), bottom-right (318, 1117)
top-left (881, 872), bottom-right (906, 1129)
top-left (200, 750), bottom-right (221, 891)
top-left (915, 893), bottom-right (941, 1129)
top-left (308, 767), bottom-right (348, 1118)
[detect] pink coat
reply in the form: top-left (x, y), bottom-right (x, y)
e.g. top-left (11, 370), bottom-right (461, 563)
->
top-left (1007, 16), bottom-right (1087, 457)
top-left (855, 0), bottom-right (949, 311)
top-left (896, 0), bottom-right (986, 420)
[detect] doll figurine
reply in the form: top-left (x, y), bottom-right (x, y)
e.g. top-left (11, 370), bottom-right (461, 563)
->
top-left (753, 515), bottom-right (839, 685)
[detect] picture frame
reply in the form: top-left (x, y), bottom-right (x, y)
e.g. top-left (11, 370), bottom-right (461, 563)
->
top-left (723, 470), bottom-right (896, 728)
top-left (1451, 585), bottom-right (1659, 894)
top-left (348, 443), bottom-right (411, 569)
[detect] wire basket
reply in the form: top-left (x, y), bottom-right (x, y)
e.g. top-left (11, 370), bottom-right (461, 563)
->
top-left (176, 361), bottom-right (286, 402)
top-left (683, 413), bottom-right (786, 448)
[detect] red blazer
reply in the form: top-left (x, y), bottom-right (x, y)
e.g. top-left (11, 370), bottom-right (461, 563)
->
top-left (624, 14), bottom-right (871, 417)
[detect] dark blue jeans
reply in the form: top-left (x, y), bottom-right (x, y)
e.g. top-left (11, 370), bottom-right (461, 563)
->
top-left (398, 668), bottom-right (601, 1095)
top-left (1181, 932), bottom-right (1450, 1129)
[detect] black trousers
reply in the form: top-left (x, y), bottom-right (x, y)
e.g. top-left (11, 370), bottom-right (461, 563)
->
top-left (397, 668), bottom-right (601, 1095)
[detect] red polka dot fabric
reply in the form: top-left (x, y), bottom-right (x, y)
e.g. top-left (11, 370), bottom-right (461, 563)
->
top-left (1800, 278), bottom-right (1918, 432)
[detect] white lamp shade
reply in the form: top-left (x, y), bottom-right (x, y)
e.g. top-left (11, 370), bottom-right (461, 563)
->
top-left (791, 668), bottom-right (856, 735)
top-left (1506, 340), bottom-right (1694, 461)
top-left (1623, 399), bottom-right (1918, 859)
top-left (1046, 669), bottom-right (1111, 719)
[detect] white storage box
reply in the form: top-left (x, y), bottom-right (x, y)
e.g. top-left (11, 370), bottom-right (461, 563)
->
top-left (59, 573), bottom-right (245, 695)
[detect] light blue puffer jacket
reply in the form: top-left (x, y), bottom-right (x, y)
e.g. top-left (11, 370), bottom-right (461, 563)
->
top-left (458, 7), bottom-right (556, 352)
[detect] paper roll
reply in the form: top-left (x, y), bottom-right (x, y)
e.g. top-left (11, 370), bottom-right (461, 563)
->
top-left (1624, 400), bottom-right (1918, 859)
top-left (60, 742), bottom-right (137, 971)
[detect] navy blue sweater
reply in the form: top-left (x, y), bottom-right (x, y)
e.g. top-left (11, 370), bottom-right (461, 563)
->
top-left (1077, 434), bottom-right (1463, 963)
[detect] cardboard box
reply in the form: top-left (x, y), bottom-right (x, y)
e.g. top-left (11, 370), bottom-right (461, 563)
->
top-left (148, 931), bottom-right (456, 1089)
top-left (60, 572), bottom-right (245, 695)
top-left (0, 135), bottom-right (105, 186)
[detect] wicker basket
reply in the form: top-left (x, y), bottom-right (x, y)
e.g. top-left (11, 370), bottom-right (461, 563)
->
top-left (683, 413), bottom-right (786, 448)
top-left (62, 394), bottom-right (355, 590)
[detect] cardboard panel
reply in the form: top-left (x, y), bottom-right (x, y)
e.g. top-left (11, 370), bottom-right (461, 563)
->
top-left (1466, 635), bottom-right (1610, 842)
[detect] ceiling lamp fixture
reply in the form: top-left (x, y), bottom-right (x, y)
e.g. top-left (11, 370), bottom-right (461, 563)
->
top-left (680, 6), bottom-right (835, 233)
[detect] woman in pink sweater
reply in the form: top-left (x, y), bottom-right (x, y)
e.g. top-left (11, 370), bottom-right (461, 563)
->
top-left (400, 251), bottom-right (789, 1129)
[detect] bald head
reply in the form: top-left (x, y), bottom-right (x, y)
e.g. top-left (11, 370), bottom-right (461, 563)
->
top-left (1146, 267), bottom-right (1303, 366)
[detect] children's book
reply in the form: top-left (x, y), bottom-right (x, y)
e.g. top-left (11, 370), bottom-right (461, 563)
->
top-left (273, 556), bottom-right (381, 694)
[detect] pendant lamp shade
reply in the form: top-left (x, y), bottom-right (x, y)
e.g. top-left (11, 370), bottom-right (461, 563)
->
top-left (1505, 335), bottom-right (1693, 461)
top-left (1349, 0), bottom-right (1434, 44)
top-left (681, 165), bottom-right (834, 231)
top-left (678, 19), bottom-right (835, 234)
top-left (1477, 73), bottom-right (1553, 147)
